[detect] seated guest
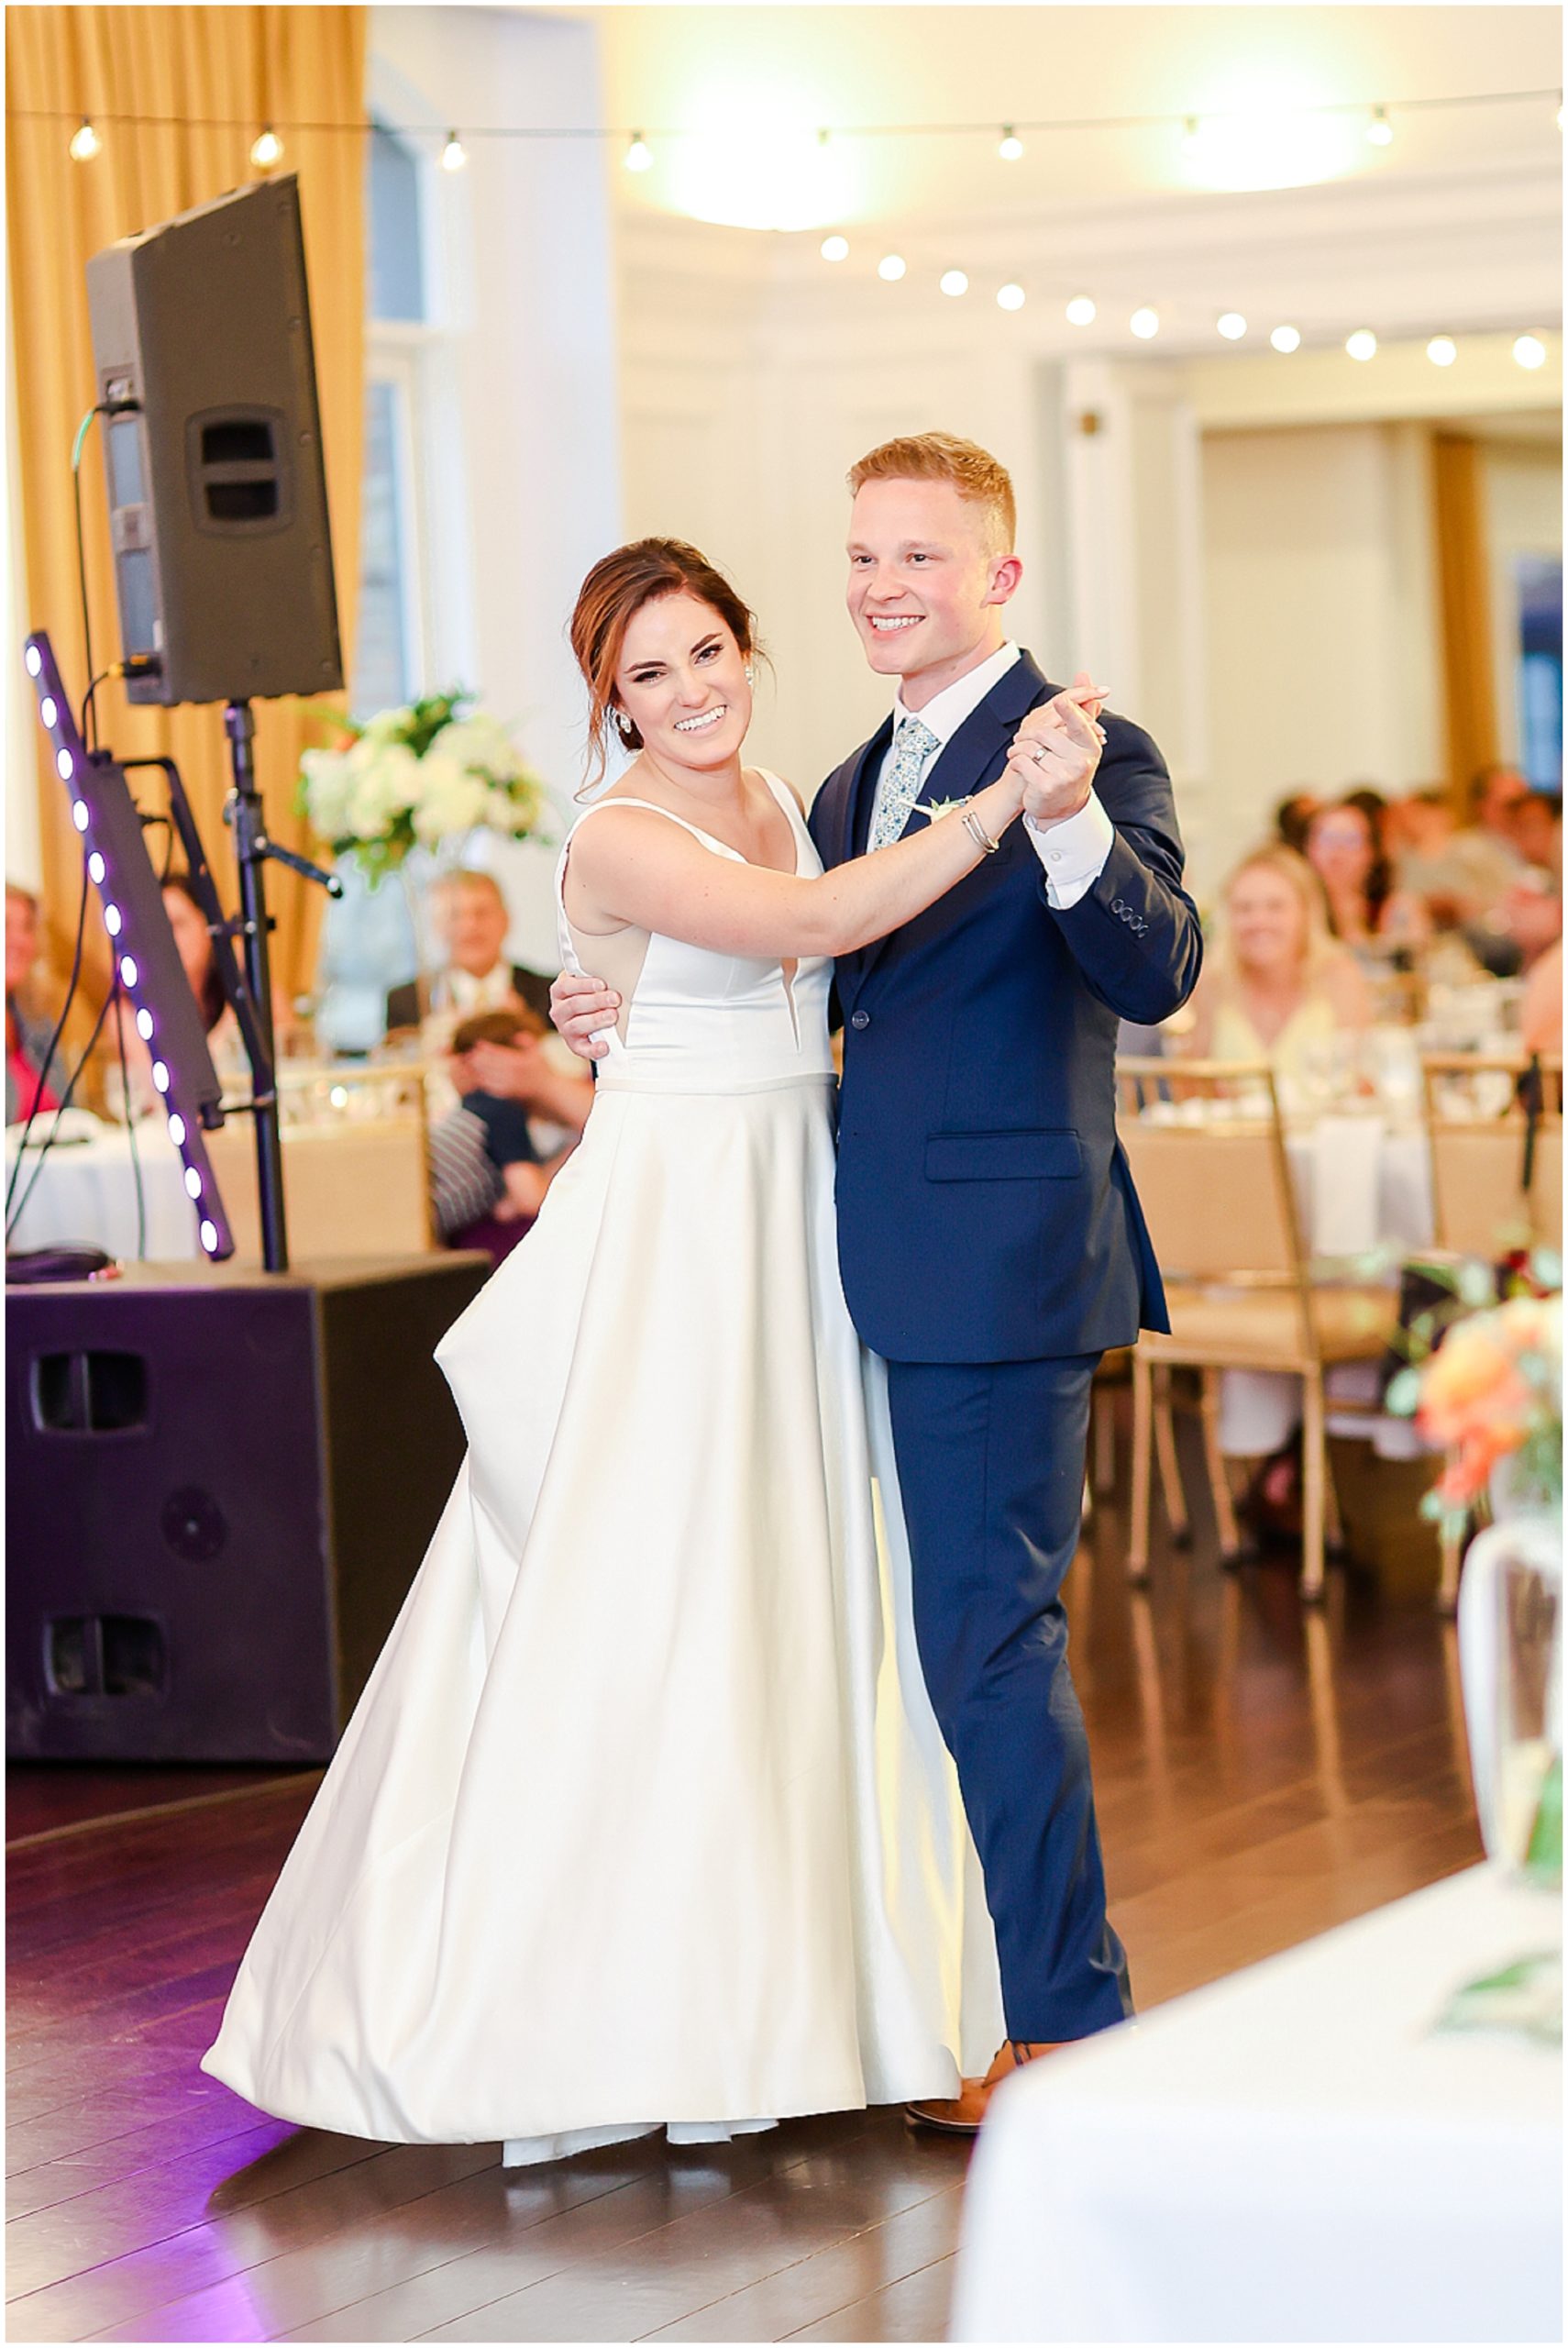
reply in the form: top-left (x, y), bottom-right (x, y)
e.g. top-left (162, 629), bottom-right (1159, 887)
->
top-left (1273, 790), bottom-right (1321, 855)
top-left (1304, 797), bottom-right (1430, 959)
top-left (104, 873), bottom-right (239, 1117)
top-left (6, 880), bottom-right (61, 1123)
top-left (1519, 937), bottom-right (1563, 1057)
top-left (385, 869), bottom-right (552, 1037)
top-left (1175, 845), bottom-right (1371, 1075)
top-left (431, 1007), bottom-right (587, 1266)
top-left (1425, 766), bottom-right (1533, 968)
top-left (1510, 790), bottom-right (1562, 879)
top-left (1386, 787), bottom-right (1456, 886)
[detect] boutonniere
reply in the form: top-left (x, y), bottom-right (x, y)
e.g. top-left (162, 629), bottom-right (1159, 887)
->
top-left (911, 796), bottom-right (972, 825)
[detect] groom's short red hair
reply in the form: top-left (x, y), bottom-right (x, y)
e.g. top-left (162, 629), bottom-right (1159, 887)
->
top-left (847, 434), bottom-right (1016, 554)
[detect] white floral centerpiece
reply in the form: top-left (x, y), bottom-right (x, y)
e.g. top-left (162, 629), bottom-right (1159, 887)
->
top-left (298, 692), bottom-right (548, 882)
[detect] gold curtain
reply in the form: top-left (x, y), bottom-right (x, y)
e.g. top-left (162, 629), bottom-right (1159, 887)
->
top-left (1431, 432), bottom-right (1499, 810)
top-left (6, 6), bottom-right (366, 1023)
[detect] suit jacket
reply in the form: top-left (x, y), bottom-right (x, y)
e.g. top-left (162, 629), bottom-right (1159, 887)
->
top-left (384, 964), bottom-right (554, 1036)
top-left (808, 649), bottom-right (1202, 1365)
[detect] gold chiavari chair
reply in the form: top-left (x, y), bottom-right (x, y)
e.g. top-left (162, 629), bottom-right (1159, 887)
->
top-left (1420, 1052), bottom-right (1562, 1260)
top-left (1116, 1058), bottom-right (1400, 1602)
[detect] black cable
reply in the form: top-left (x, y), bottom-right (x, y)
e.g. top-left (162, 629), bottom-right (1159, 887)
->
top-left (5, 855), bottom-right (91, 1229)
top-left (70, 407), bottom-right (107, 749)
top-left (6, 964), bottom-right (119, 1244)
top-left (110, 966), bottom-right (147, 1260)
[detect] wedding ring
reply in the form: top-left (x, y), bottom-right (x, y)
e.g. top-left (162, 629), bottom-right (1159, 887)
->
top-left (1031, 743), bottom-right (1047, 763)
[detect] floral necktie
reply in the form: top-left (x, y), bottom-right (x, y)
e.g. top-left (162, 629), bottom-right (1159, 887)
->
top-left (868, 715), bottom-right (941, 850)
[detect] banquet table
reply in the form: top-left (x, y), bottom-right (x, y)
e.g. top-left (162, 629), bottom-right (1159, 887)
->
top-left (6, 1123), bottom-right (198, 1259)
top-left (952, 1865), bottom-right (1562, 2345)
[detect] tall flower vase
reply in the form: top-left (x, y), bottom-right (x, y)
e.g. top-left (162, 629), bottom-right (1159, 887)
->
top-left (1457, 1503), bottom-right (1562, 1885)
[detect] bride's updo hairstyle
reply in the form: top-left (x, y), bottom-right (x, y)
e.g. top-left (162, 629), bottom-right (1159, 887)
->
top-left (569, 538), bottom-right (760, 791)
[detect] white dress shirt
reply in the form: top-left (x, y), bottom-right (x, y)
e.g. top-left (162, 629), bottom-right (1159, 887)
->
top-left (869, 640), bottom-right (1114, 909)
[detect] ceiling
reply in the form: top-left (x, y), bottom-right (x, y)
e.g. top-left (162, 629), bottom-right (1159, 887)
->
top-left (552, 4), bottom-right (1563, 231)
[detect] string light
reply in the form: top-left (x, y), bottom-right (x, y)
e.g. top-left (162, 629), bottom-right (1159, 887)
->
top-left (1271, 324), bottom-right (1302, 352)
top-left (1514, 334), bottom-right (1547, 369)
top-left (1365, 105), bottom-right (1394, 146)
top-left (624, 131), bottom-right (653, 172)
top-left (998, 126), bottom-right (1024, 161)
top-left (441, 130), bottom-right (467, 172)
top-left (249, 126), bottom-right (283, 170)
top-left (1130, 305), bottom-right (1160, 339)
top-left (820, 233), bottom-right (849, 261)
top-left (1346, 327), bottom-right (1377, 360)
top-left (997, 282), bottom-right (1025, 311)
top-left (1217, 312), bottom-right (1247, 340)
top-left (878, 253), bottom-right (906, 282)
top-left (1426, 335), bottom-right (1457, 367)
top-left (1066, 294), bottom-right (1096, 327)
top-left (940, 270), bottom-right (969, 297)
top-left (68, 117), bottom-right (101, 163)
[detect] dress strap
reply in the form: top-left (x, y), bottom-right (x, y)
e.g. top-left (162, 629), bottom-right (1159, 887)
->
top-left (569, 797), bottom-right (743, 858)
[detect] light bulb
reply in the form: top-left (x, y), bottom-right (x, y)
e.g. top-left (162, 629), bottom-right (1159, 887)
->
top-left (1514, 335), bottom-right (1547, 370)
top-left (88, 853), bottom-right (105, 884)
top-left (151, 1059), bottom-right (170, 1094)
top-left (167, 1113), bottom-right (185, 1146)
top-left (200, 1220), bottom-right (219, 1253)
top-left (104, 904), bottom-right (122, 937)
top-left (624, 132), bottom-right (653, 173)
top-left (61, 752), bottom-right (78, 783)
top-left (69, 119), bottom-right (101, 164)
top-left (250, 127), bottom-right (283, 171)
top-left (1066, 295), bottom-right (1096, 327)
top-left (1365, 107), bottom-right (1394, 147)
top-left (137, 1010), bottom-right (155, 1042)
top-left (1217, 312), bottom-right (1247, 340)
top-left (1345, 327), bottom-right (1377, 361)
top-left (940, 270), bottom-right (969, 297)
top-left (878, 254), bottom-right (906, 282)
top-left (119, 957), bottom-right (138, 989)
top-left (71, 795), bottom-right (88, 825)
top-left (40, 697), bottom-right (57, 727)
top-left (1426, 336), bottom-right (1457, 368)
top-left (820, 234), bottom-right (849, 262)
top-left (24, 646), bottom-right (41, 677)
top-left (998, 127), bottom-right (1024, 161)
top-left (1130, 306), bottom-right (1160, 339)
top-left (1270, 324), bottom-right (1302, 353)
top-left (440, 131), bottom-right (467, 173)
top-left (997, 282), bottom-right (1025, 312)
top-left (183, 1166), bottom-right (203, 1200)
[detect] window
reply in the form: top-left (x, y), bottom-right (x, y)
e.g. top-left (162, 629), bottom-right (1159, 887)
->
top-left (350, 120), bottom-right (434, 721)
top-left (1516, 554), bottom-right (1562, 794)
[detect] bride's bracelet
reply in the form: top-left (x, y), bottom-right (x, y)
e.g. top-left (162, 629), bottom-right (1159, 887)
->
top-left (960, 803), bottom-right (1004, 856)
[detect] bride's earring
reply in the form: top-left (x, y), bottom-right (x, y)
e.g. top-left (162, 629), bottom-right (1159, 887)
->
top-left (744, 665), bottom-right (756, 686)
top-left (613, 708), bottom-right (635, 740)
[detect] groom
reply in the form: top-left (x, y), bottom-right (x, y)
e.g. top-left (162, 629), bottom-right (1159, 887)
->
top-left (558, 433), bottom-right (1202, 2129)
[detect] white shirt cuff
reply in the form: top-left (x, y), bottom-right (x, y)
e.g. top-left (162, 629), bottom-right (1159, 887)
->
top-left (1025, 792), bottom-right (1115, 908)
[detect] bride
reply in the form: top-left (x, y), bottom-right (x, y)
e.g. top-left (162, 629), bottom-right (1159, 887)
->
top-left (204, 538), bottom-right (1084, 2165)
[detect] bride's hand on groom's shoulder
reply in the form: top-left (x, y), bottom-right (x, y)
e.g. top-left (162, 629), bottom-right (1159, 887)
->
top-left (1007, 671), bottom-right (1108, 829)
top-left (549, 969), bottom-right (620, 1062)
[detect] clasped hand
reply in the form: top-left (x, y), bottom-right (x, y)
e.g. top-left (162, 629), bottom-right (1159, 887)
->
top-left (1004, 670), bottom-right (1108, 827)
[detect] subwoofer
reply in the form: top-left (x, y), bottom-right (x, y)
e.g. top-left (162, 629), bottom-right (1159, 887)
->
top-left (84, 174), bottom-right (343, 705)
top-left (6, 1254), bottom-right (489, 1762)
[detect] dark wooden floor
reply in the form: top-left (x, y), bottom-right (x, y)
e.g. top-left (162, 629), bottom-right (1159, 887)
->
top-left (6, 1428), bottom-right (1484, 2344)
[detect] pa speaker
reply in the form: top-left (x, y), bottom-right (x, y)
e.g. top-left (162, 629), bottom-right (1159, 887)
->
top-left (85, 175), bottom-right (343, 706)
top-left (6, 1253), bottom-right (490, 1763)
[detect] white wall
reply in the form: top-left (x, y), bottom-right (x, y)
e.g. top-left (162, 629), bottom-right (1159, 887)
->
top-left (369, 6), bottom-right (623, 968)
top-left (1199, 421), bottom-right (1445, 861)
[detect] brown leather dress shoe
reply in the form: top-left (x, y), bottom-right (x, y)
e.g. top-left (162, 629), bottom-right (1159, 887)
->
top-left (905, 2039), bottom-right (1062, 2135)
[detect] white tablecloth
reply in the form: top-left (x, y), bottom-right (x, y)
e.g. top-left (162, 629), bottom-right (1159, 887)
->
top-left (6, 1124), bottom-right (198, 1259)
top-left (953, 1866), bottom-right (1562, 2344)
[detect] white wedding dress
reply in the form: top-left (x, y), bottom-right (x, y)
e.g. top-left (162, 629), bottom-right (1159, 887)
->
top-left (203, 771), bottom-right (1002, 2162)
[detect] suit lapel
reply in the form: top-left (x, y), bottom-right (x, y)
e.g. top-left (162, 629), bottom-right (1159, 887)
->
top-left (850, 652), bottom-right (1052, 993)
top-left (842, 714), bottom-right (892, 869)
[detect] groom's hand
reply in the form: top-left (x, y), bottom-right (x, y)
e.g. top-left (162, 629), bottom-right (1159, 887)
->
top-left (1006, 672), bottom-right (1107, 829)
top-left (550, 968), bottom-right (620, 1063)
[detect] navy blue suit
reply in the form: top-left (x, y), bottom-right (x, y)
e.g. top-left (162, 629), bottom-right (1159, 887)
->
top-left (809, 649), bottom-right (1202, 2040)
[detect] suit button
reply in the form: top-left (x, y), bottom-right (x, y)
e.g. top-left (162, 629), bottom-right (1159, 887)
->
top-left (850, 1010), bottom-right (870, 1031)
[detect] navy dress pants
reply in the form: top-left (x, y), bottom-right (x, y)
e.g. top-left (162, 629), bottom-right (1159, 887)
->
top-left (883, 1353), bottom-right (1132, 2043)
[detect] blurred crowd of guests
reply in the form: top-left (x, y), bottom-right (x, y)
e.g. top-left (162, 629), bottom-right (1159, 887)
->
top-left (1174, 763), bottom-right (1562, 1080)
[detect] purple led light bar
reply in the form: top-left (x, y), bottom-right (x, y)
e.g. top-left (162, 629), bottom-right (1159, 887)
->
top-left (24, 632), bottom-right (235, 1259)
